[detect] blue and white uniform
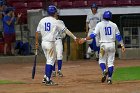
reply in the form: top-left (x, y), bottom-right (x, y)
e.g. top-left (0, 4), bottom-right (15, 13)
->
top-left (90, 19), bottom-right (124, 81)
top-left (86, 11), bottom-right (102, 59)
top-left (52, 20), bottom-right (66, 73)
top-left (36, 16), bottom-right (66, 81)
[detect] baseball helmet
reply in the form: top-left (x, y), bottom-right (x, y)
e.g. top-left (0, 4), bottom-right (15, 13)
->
top-left (103, 10), bottom-right (112, 20)
top-left (47, 5), bottom-right (57, 15)
top-left (91, 3), bottom-right (98, 9)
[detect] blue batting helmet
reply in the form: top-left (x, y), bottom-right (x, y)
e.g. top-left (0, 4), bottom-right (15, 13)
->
top-left (91, 3), bottom-right (98, 9)
top-left (103, 10), bottom-right (112, 20)
top-left (47, 5), bottom-right (57, 15)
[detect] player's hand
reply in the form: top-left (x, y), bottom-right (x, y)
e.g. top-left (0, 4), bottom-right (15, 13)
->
top-left (121, 45), bottom-right (125, 53)
top-left (17, 13), bottom-right (22, 18)
top-left (35, 43), bottom-right (39, 50)
top-left (74, 38), bottom-right (80, 44)
top-left (79, 38), bottom-right (86, 44)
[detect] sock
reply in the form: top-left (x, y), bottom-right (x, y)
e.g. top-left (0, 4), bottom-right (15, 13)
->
top-left (100, 63), bottom-right (106, 72)
top-left (52, 63), bottom-right (56, 72)
top-left (108, 66), bottom-right (114, 78)
top-left (45, 64), bottom-right (53, 81)
top-left (58, 60), bottom-right (62, 71)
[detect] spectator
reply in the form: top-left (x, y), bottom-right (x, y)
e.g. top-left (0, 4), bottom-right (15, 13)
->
top-left (3, 7), bottom-right (22, 56)
top-left (0, 1), bottom-right (5, 19)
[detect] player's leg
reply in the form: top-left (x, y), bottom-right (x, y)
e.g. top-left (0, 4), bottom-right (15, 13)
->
top-left (52, 41), bottom-right (57, 77)
top-left (3, 33), bottom-right (9, 55)
top-left (42, 42), bottom-right (57, 85)
top-left (89, 37), bottom-right (100, 61)
top-left (86, 30), bottom-right (93, 59)
top-left (95, 35), bottom-right (100, 61)
top-left (86, 46), bottom-right (92, 59)
top-left (56, 39), bottom-right (63, 77)
top-left (107, 43), bottom-right (115, 84)
top-left (99, 44), bottom-right (108, 83)
top-left (52, 63), bottom-right (56, 77)
top-left (4, 43), bottom-right (8, 55)
top-left (11, 33), bottom-right (16, 55)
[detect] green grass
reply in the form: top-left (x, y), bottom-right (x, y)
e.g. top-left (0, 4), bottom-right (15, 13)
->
top-left (0, 80), bottom-right (25, 84)
top-left (113, 66), bottom-right (140, 81)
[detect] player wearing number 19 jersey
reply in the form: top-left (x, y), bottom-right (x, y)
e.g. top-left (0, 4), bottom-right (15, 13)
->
top-left (36, 5), bottom-right (65, 85)
top-left (79, 10), bottom-right (125, 84)
top-left (36, 5), bottom-right (78, 86)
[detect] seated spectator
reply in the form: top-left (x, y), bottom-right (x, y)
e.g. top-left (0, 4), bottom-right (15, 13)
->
top-left (3, 7), bottom-right (22, 56)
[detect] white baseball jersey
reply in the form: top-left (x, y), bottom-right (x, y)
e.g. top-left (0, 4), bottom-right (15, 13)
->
top-left (55, 20), bottom-right (66, 39)
top-left (36, 16), bottom-right (66, 42)
top-left (94, 20), bottom-right (120, 43)
top-left (86, 11), bottom-right (102, 45)
top-left (86, 11), bottom-right (102, 30)
top-left (93, 20), bottom-right (121, 67)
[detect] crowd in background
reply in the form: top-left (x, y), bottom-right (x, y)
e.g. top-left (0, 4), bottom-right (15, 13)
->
top-left (0, 0), bottom-right (22, 56)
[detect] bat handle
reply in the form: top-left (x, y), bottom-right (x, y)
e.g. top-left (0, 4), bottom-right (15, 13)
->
top-left (35, 49), bottom-right (38, 55)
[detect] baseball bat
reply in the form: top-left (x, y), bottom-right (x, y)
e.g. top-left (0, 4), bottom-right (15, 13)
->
top-left (32, 49), bottom-right (38, 79)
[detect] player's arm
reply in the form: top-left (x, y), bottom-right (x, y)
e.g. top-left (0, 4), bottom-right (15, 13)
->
top-left (5, 15), bottom-right (15, 25)
top-left (79, 33), bottom-right (95, 44)
top-left (35, 32), bottom-right (39, 50)
top-left (79, 23), bottom-right (100, 44)
top-left (57, 20), bottom-right (78, 41)
top-left (65, 29), bottom-right (77, 40)
top-left (35, 22), bottom-right (41, 50)
top-left (15, 13), bottom-right (22, 24)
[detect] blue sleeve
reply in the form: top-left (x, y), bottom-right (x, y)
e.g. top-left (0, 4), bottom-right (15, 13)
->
top-left (90, 33), bottom-right (96, 38)
top-left (116, 34), bottom-right (123, 42)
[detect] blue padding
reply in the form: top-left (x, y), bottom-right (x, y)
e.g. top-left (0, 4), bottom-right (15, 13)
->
top-left (89, 37), bottom-right (100, 53)
top-left (116, 34), bottom-right (122, 42)
top-left (90, 33), bottom-right (96, 38)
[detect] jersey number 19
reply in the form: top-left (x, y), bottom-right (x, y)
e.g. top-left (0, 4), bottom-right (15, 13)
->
top-left (45, 22), bottom-right (51, 31)
top-left (105, 27), bottom-right (112, 35)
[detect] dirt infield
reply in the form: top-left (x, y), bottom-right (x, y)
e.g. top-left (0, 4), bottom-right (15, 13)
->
top-left (0, 59), bottom-right (140, 93)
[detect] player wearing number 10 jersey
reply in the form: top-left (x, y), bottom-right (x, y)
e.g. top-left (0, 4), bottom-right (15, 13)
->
top-left (79, 10), bottom-right (125, 84)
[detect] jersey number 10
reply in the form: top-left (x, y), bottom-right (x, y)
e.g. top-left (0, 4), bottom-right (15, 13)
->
top-left (45, 22), bottom-right (51, 31)
top-left (105, 27), bottom-right (112, 35)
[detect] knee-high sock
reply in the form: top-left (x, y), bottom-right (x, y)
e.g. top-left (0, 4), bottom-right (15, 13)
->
top-left (108, 66), bottom-right (114, 78)
top-left (100, 63), bottom-right (106, 72)
top-left (45, 64), bottom-right (52, 81)
top-left (52, 63), bottom-right (56, 71)
top-left (58, 60), bottom-right (62, 71)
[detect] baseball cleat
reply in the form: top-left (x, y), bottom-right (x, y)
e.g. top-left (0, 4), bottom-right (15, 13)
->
top-left (101, 71), bottom-right (108, 83)
top-left (45, 80), bottom-right (58, 86)
top-left (52, 71), bottom-right (56, 77)
top-left (57, 71), bottom-right (63, 77)
top-left (107, 79), bottom-right (112, 85)
top-left (96, 58), bottom-right (99, 61)
top-left (42, 78), bottom-right (46, 83)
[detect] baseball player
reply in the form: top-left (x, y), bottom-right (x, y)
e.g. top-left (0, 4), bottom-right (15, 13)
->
top-left (52, 19), bottom-right (66, 77)
top-left (79, 10), bottom-right (125, 84)
top-left (85, 3), bottom-right (102, 60)
top-left (35, 5), bottom-right (78, 86)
